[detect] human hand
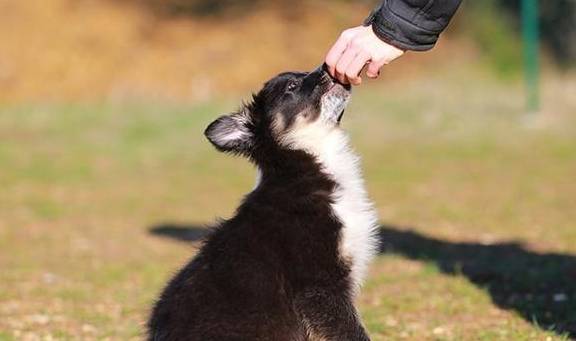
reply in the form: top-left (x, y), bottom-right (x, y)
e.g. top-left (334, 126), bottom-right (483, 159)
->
top-left (325, 25), bottom-right (405, 85)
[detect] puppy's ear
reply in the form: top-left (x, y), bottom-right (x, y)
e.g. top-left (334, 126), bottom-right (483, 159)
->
top-left (204, 110), bottom-right (253, 153)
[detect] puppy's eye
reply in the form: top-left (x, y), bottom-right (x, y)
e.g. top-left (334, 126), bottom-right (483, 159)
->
top-left (286, 80), bottom-right (298, 92)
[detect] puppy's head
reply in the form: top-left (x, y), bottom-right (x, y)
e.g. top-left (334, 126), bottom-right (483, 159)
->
top-left (205, 65), bottom-right (351, 162)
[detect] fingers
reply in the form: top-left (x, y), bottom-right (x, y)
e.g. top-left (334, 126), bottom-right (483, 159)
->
top-left (325, 31), bottom-right (353, 77)
top-left (334, 48), bottom-right (357, 84)
top-left (344, 51), bottom-right (370, 85)
top-left (326, 25), bottom-right (405, 84)
top-left (366, 58), bottom-right (387, 79)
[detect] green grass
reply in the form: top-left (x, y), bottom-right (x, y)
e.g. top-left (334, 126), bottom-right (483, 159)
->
top-left (1, 72), bottom-right (575, 340)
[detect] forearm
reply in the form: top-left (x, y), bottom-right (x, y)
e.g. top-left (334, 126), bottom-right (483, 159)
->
top-left (365, 0), bottom-right (463, 51)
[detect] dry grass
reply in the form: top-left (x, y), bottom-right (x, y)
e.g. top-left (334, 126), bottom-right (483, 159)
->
top-left (0, 0), bottom-right (477, 103)
top-left (0, 0), bottom-right (371, 102)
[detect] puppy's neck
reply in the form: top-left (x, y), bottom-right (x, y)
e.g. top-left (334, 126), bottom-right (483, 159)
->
top-left (254, 149), bottom-right (336, 193)
top-left (281, 127), bottom-right (362, 186)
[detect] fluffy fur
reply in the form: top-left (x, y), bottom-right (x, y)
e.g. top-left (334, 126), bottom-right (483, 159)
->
top-left (282, 126), bottom-right (379, 292)
top-left (148, 66), bottom-right (379, 341)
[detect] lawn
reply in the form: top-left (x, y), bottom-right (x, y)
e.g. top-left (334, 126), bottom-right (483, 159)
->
top-left (1, 71), bottom-right (575, 340)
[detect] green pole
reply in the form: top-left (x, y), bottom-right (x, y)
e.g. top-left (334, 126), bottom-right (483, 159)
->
top-left (521, 0), bottom-right (540, 114)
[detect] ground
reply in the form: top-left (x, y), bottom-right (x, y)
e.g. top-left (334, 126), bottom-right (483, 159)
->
top-left (1, 69), bottom-right (575, 340)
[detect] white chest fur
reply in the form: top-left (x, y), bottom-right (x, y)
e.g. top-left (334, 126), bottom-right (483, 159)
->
top-left (317, 131), bottom-right (379, 292)
top-left (282, 124), bottom-right (379, 292)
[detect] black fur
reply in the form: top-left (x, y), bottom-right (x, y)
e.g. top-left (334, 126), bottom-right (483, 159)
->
top-left (148, 67), bottom-right (370, 341)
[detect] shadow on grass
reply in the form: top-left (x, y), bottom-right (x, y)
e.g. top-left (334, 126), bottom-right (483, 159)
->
top-left (148, 223), bottom-right (576, 339)
top-left (379, 225), bottom-right (576, 339)
top-left (149, 223), bottom-right (209, 242)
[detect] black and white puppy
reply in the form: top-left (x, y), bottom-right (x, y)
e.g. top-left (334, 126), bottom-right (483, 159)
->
top-left (148, 66), bottom-right (379, 341)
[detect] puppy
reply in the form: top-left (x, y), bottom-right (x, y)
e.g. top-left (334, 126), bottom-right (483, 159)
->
top-left (148, 65), bottom-right (379, 341)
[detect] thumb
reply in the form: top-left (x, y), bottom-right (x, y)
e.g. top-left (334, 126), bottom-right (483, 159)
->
top-left (366, 58), bottom-right (387, 78)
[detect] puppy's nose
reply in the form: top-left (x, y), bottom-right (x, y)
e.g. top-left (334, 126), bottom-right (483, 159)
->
top-left (303, 64), bottom-right (332, 89)
top-left (302, 65), bottom-right (325, 89)
top-left (317, 63), bottom-right (348, 88)
top-left (311, 64), bottom-right (330, 78)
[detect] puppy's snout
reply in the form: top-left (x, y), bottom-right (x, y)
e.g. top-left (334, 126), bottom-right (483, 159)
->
top-left (303, 64), bottom-right (333, 90)
top-left (320, 71), bottom-right (333, 86)
top-left (303, 67), bottom-right (322, 86)
top-left (319, 63), bottom-right (335, 83)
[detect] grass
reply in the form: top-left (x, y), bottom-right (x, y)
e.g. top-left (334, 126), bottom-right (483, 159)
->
top-left (1, 71), bottom-right (575, 340)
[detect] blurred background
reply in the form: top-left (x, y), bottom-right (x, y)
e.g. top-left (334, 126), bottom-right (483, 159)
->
top-left (1, 0), bottom-right (575, 340)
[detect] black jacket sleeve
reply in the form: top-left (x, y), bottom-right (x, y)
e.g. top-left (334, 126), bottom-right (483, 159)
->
top-left (364, 0), bottom-right (463, 51)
